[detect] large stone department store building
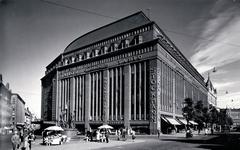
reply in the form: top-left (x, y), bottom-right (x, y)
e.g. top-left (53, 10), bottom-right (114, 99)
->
top-left (41, 12), bottom-right (208, 134)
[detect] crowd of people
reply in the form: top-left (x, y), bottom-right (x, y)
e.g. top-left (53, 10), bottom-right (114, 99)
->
top-left (85, 128), bottom-right (136, 143)
top-left (11, 128), bottom-right (35, 150)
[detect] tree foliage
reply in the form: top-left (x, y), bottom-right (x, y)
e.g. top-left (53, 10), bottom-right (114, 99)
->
top-left (193, 101), bottom-right (205, 128)
top-left (182, 98), bottom-right (194, 122)
top-left (218, 109), bottom-right (233, 126)
top-left (182, 99), bottom-right (233, 128)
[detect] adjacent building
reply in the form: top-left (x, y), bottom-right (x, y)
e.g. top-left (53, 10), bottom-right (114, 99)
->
top-left (205, 74), bottom-right (217, 107)
top-left (227, 109), bottom-right (240, 126)
top-left (11, 93), bottom-right (25, 126)
top-left (25, 107), bottom-right (33, 125)
top-left (0, 74), bottom-right (12, 131)
top-left (41, 12), bottom-right (208, 134)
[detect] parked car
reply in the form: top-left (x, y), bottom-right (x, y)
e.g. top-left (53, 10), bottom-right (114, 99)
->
top-left (42, 130), bottom-right (67, 145)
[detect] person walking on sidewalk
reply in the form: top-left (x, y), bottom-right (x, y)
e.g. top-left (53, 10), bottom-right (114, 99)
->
top-left (105, 130), bottom-right (110, 143)
top-left (11, 130), bottom-right (21, 150)
top-left (28, 132), bottom-right (34, 150)
top-left (117, 129), bottom-right (121, 141)
top-left (131, 129), bottom-right (136, 142)
top-left (157, 129), bottom-right (161, 139)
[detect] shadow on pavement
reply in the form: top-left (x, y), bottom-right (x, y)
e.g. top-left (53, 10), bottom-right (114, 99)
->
top-left (161, 133), bottom-right (240, 150)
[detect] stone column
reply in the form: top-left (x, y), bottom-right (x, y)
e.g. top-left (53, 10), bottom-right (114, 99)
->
top-left (70, 77), bottom-right (75, 120)
top-left (139, 63), bottom-right (142, 120)
top-left (115, 68), bottom-right (118, 120)
top-left (149, 59), bottom-right (161, 134)
top-left (133, 64), bottom-right (137, 120)
top-left (111, 69), bottom-right (114, 120)
top-left (67, 77), bottom-right (75, 128)
top-left (124, 65), bottom-right (131, 129)
top-left (85, 74), bottom-right (91, 132)
top-left (75, 77), bottom-right (79, 121)
top-left (173, 71), bottom-right (176, 118)
top-left (96, 73), bottom-right (99, 121)
top-left (79, 76), bottom-right (82, 121)
top-left (99, 72), bottom-right (102, 120)
top-left (56, 78), bottom-right (61, 122)
top-left (119, 67), bottom-right (122, 119)
top-left (103, 70), bottom-right (110, 124)
top-left (157, 60), bottom-right (162, 133)
top-left (92, 73), bottom-right (95, 121)
top-left (64, 79), bottom-right (67, 122)
top-left (144, 62), bottom-right (147, 120)
top-left (81, 76), bottom-right (84, 121)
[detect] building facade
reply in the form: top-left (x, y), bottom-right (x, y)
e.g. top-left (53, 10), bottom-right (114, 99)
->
top-left (227, 109), bottom-right (240, 126)
top-left (0, 75), bottom-right (12, 130)
top-left (25, 107), bottom-right (33, 125)
top-left (11, 93), bottom-right (25, 126)
top-left (205, 75), bottom-right (217, 107)
top-left (41, 12), bottom-right (208, 134)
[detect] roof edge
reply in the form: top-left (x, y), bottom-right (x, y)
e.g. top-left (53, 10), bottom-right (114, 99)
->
top-left (64, 11), bottom-right (150, 53)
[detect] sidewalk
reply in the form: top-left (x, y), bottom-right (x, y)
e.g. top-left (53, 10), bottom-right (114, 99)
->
top-left (32, 137), bottom-right (146, 150)
top-left (32, 132), bottom-right (213, 150)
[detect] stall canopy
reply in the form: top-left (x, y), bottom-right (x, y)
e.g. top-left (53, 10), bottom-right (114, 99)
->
top-left (165, 117), bottom-right (181, 125)
top-left (189, 120), bottom-right (198, 125)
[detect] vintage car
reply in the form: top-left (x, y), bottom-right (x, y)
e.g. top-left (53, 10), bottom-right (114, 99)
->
top-left (42, 130), bottom-right (67, 145)
top-left (50, 134), bottom-right (67, 145)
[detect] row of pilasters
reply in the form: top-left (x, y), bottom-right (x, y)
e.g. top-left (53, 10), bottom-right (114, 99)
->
top-left (56, 61), bottom-right (155, 133)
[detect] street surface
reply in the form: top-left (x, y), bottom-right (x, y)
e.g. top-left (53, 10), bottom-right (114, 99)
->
top-left (1, 132), bottom-right (240, 150)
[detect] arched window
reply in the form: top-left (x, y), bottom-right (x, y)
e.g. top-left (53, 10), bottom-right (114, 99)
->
top-left (86, 52), bottom-right (90, 59)
top-left (95, 49), bottom-right (99, 56)
top-left (78, 54), bottom-right (83, 61)
top-left (71, 56), bottom-right (75, 63)
top-left (64, 59), bottom-right (68, 65)
top-left (103, 46), bottom-right (108, 54)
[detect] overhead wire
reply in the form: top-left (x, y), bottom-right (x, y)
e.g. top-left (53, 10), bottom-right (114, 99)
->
top-left (40, 0), bottom-right (118, 20)
top-left (39, 0), bottom-right (240, 49)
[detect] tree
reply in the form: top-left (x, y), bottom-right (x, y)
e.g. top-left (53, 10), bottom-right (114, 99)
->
top-left (193, 101), bottom-right (204, 129)
top-left (218, 109), bottom-right (233, 127)
top-left (182, 98), bottom-right (194, 129)
top-left (208, 104), bottom-right (219, 134)
top-left (227, 117), bottom-right (233, 126)
top-left (209, 105), bottom-right (218, 125)
top-left (202, 107), bottom-right (210, 126)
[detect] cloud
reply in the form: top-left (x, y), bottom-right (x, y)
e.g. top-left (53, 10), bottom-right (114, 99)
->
top-left (217, 91), bottom-right (240, 108)
top-left (214, 81), bottom-right (236, 89)
top-left (190, 1), bottom-right (240, 73)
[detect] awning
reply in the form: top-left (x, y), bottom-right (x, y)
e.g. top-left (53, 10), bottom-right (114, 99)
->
top-left (189, 120), bottom-right (198, 125)
top-left (161, 116), bottom-right (168, 123)
top-left (177, 119), bottom-right (188, 125)
top-left (165, 117), bottom-right (181, 125)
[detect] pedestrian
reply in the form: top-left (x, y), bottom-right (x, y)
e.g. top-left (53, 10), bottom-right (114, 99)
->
top-left (105, 130), bottom-right (110, 143)
top-left (204, 128), bottom-right (208, 135)
top-left (96, 130), bottom-right (100, 142)
top-left (157, 129), bottom-right (160, 139)
top-left (117, 129), bottom-right (121, 141)
top-left (131, 130), bottom-right (136, 142)
top-left (11, 130), bottom-right (21, 150)
top-left (20, 129), bottom-right (24, 143)
top-left (122, 128), bottom-right (126, 140)
top-left (198, 126), bottom-right (201, 135)
top-left (28, 133), bottom-right (34, 150)
top-left (20, 134), bottom-right (28, 150)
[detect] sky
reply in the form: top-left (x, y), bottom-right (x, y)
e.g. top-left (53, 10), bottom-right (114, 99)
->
top-left (1, 0), bottom-right (240, 117)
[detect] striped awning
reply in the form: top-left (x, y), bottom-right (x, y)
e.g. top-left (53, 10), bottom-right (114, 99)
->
top-left (177, 119), bottom-right (188, 125)
top-left (189, 120), bottom-right (198, 125)
top-left (161, 116), bottom-right (168, 123)
top-left (165, 117), bottom-right (181, 125)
